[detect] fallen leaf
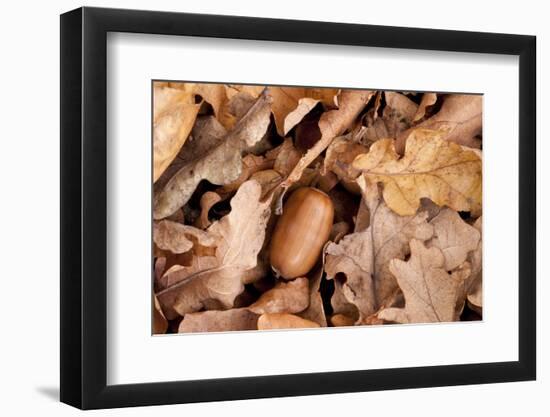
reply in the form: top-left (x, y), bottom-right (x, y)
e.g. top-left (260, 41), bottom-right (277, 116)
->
top-left (382, 92), bottom-right (418, 137)
top-left (257, 313), bottom-right (320, 330)
top-left (179, 308), bottom-right (259, 333)
top-left (279, 90), bottom-right (374, 198)
top-left (153, 295), bottom-right (168, 334)
top-left (153, 85), bottom-right (201, 182)
top-left (269, 87), bottom-right (339, 136)
top-left (377, 239), bottom-right (463, 323)
top-left (155, 116), bottom-right (228, 191)
top-left (218, 153), bottom-right (275, 197)
top-left (153, 220), bottom-right (217, 254)
top-left (413, 92), bottom-right (438, 122)
top-left (429, 208), bottom-right (481, 271)
top-left (397, 94), bottom-right (482, 152)
top-left (325, 179), bottom-right (434, 321)
top-left (195, 191), bottom-right (222, 229)
top-left (353, 128), bottom-right (482, 216)
top-left (322, 134), bottom-right (368, 182)
top-left (153, 92), bottom-right (272, 219)
top-left (248, 277), bottom-right (309, 314)
top-left (466, 217), bottom-right (482, 311)
top-left (156, 181), bottom-right (272, 318)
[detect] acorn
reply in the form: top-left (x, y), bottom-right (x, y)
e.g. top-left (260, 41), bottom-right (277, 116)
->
top-left (270, 187), bottom-right (334, 279)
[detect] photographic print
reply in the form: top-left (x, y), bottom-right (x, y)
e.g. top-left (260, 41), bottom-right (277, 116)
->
top-left (152, 82), bottom-right (482, 334)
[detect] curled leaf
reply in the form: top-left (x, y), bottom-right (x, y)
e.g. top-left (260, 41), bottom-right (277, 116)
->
top-left (154, 92), bottom-right (272, 219)
top-left (353, 128), bottom-right (482, 216)
top-left (153, 85), bottom-right (201, 182)
top-left (248, 277), bottom-right (309, 314)
top-left (153, 220), bottom-right (216, 254)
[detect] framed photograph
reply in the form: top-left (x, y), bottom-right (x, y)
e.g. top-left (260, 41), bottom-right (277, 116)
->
top-left (60, 6), bottom-right (536, 409)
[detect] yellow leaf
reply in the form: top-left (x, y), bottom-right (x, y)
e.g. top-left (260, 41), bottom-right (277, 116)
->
top-left (352, 129), bottom-right (482, 216)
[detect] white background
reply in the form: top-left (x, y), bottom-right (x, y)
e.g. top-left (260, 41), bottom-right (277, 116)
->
top-left (108, 33), bottom-right (518, 384)
top-left (0, 0), bottom-right (546, 415)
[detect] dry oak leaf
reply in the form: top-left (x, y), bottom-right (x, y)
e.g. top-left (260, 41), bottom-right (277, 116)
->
top-left (257, 313), bottom-right (320, 330)
top-left (322, 134), bottom-right (368, 183)
top-left (413, 93), bottom-right (438, 122)
top-left (396, 94), bottom-right (482, 153)
top-left (179, 308), bottom-right (259, 333)
top-left (248, 277), bottom-right (309, 314)
top-left (382, 92), bottom-right (418, 137)
top-left (325, 179), bottom-right (434, 321)
top-left (269, 87), bottom-right (339, 136)
top-left (153, 220), bottom-right (216, 254)
top-left (377, 239), bottom-right (464, 323)
top-left (353, 128), bottom-right (482, 216)
top-left (429, 208), bottom-right (481, 271)
top-left (195, 191), bottom-right (222, 229)
top-left (153, 91), bottom-right (272, 219)
top-left (153, 85), bottom-right (201, 182)
top-left (218, 153), bottom-right (275, 197)
top-left (156, 180), bottom-right (272, 319)
top-left (279, 90), bottom-right (374, 203)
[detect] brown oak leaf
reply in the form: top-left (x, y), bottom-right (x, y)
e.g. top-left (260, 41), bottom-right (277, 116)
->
top-left (248, 277), bottom-right (309, 314)
top-left (153, 84), bottom-right (201, 182)
top-left (156, 181), bottom-right (272, 319)
top-left (153, 220), bottom-right (216, 254)
top-left (153, 295), bottom-right (168, 334)
top-left (325, 179), bottom-right (433, 321)
top-left (153, 91), bottom-right (272, 219)
top-left (397, 94), bottom-right (482, 153)
top-left (353, 128), bottom-right (482, 216)
top-left (413, 93), bottom-right (438, 122)
top-left (429, 208), bottom-right (481, 271)
top-left (377, 239), bottom-right (464, 323)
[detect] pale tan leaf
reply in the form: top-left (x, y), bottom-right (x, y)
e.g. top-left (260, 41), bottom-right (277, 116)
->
top-left (378, 240), bottom-right (463, 323)
top-left (397, 94), bottom-right (482, 152)
top-left (153, 85), bottom-right (201, 182)
top-left (218, 154), bottom-right (275, 197)
top-left (195, 192), bottom-right (222, 229)
top-left (179, 308), bottom-right (259, 333)
top-left (154, 92), bottom-right (272, 219)
top-left (153, 220), bottom-right (216, 254)
top-left (322, 134), bottom-right (368, 182)
top-left (429, 208), bottom-right (481, 271)
top-left (156, 181), bottom-right (272, 319)
top-left (248, 277), bottom-right (309, 314)
top-left (257, 313), bottom-right (320, 330)
top-left (353, 128), bottom-right (482, 216)
top-left (466, 216), bottom-right (482, 310)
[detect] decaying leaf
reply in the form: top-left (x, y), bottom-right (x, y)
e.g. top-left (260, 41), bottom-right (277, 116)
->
top-left (466, 216), bottom-right (482, 311)
top-left (325, 179), bottom-right (434, 321)
top-left (179, 308), bottom-right (259, 333)
top-left (397, 94), bottom-right (482, 152)
top-left (195, 191), bottom-right (222, 229)
top-left (153, 220), bottom-right (216, 254)
top-left (156, 181), bottom-right (272, 319)
top-left (248, 277), bottom-right (309, 314)
top-left (257, 313), bottom-right (320, 330)
top-left (377, 240), bottom-right (464, 323)
top-left (353, 128), bottom-right (482, 216)
top-left (153, 85), bottom-right (201, 182)
top-left (269, 87), bottom-right (339, 136)
top-left (429, 208), bottom-right (481, 271)
top-left (280, 90), bottom-right (374, 191)
top-left (154, 92), bottom-right (272, 219)
top-left (413, 93), bottom-right (438, 122)
top-left (382, 91), bottom-right (418, 137)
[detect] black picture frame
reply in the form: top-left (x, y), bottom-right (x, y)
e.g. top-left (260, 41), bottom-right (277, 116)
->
top-left (60, 6), bottom-right (536, 410)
